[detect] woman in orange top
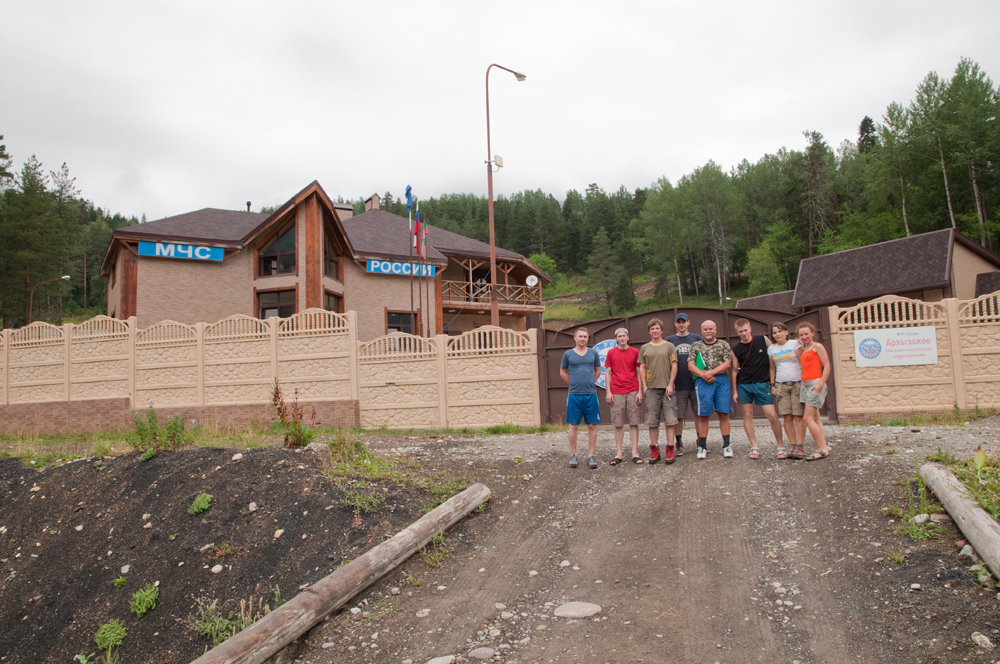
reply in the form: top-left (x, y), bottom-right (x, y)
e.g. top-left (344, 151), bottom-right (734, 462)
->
top-left (795, 322), bottom-right (831, 461)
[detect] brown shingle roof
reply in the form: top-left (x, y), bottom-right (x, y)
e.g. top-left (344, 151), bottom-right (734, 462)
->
top-left (735, 290), bottom-right (799, 313)
top-left (116, 209), bottom-right (270, 245)
top-left (976, 271), bottom-right (1000, 297)
top-left (340, 209), bottom-right (448, 263)
top-left (792, 229), bottom-right (956, 308)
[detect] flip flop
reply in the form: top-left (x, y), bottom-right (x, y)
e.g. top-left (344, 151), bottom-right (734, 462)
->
top-left (610, 457), bottom-right (624, 466)
top-left (805, 450), bottom-right (830, 461)
top-left (749, 448), bottom-right (759, 460)
top-left (632, 456), bottom-right (644, 465)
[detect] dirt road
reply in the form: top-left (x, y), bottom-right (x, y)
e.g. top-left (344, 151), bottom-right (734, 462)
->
top-left (302, 425), bottom-right (1000, 664)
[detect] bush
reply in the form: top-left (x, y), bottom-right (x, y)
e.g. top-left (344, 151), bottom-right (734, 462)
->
top-left (271, 380), bottom-right (317, 448)
top-left (94, 618), bottom-right (126, 652)
top-left (130, 583), bottom-right (159, 618)
top-left (129, 407), bottom-right (189, 453)
top-left (188, 493), bottom-right (213, 515)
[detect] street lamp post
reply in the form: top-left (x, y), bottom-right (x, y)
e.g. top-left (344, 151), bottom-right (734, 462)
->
top-left (485, 63), bottom-right (526, 327)
top-left (28, 275), bottom-right (70, 324)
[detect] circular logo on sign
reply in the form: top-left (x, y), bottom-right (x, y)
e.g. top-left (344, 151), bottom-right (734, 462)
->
top-left (858, 338), bottom-right (881, 360)
top-left (593, 339), bottom-right (617, 388)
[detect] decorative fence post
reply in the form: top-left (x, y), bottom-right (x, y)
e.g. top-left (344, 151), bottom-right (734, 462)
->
top-left (1, 328), bottom-right (8, 405)
top-left (63, 323), bottom-right (72, 401)
top-left (347, 310), bottom-right (359, 402)
top-left (435, 334), bottom-right (448, 429)
top-left (528, 328), bottom-right (541, 427)
top-left (826, 306), bottom-right (844, 422)
top-left (127, 317), bottom-right (137, 409)
top-left (269, 316), bottom-right (279, 385)
top-left (945, 298), bottom-right (967, 410)
top-left (195, 322), bottom-right (206, 407)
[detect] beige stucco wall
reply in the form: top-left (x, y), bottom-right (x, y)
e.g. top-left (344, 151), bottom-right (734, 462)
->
top-left (343, 259), bottom-right (439, 341)
top-left (137, 249), bottom-right (254, 328)
top-left (106, 251), bottom-right (122, 317)
top-left (951, 243), bottom-right (998, 300)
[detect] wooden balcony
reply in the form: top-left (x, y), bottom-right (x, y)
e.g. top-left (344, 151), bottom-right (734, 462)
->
top-left (440, 280), bottom-right (544, 313)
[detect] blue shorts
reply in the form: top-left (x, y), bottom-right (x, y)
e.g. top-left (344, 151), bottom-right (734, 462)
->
top-left (737, 382), bottom-right (775, 406)
top-left (695, 374), bottom-right (733, 416)
top-left (566, 394), bottom-right (602, 425)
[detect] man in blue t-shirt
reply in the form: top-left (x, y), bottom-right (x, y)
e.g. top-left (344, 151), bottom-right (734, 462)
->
top-left (560, 327), bottom-right (602, 469)
top-left (666, 313), bottom-right (702, 456)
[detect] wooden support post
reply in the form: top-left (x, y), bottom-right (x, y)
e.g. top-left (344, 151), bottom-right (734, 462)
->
top-left (920, 463), bottom-right (1000, 578)
top-left (189, 483), bottom-right (491, 664)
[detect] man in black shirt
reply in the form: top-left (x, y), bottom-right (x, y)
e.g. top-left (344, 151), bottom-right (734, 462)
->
top-left (666, 313), bottom-right (701, 456)
top-left (730, 318), bottom-right (783, 459)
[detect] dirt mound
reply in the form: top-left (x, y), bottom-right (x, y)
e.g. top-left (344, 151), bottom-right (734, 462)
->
top-left (0, 446), bottom-right (428, 663)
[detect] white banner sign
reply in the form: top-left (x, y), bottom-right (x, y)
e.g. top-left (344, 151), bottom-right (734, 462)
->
top-left (853, 326), bottom-right (938, 367)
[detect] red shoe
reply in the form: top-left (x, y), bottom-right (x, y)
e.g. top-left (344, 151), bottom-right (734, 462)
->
top-left (648, 445), bottom-right (661, 465)
top-left (664, 445), bottom-right (675, 465)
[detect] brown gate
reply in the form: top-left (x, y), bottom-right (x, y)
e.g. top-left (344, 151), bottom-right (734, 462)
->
top-left (531, 307), bottom-right (836, 425)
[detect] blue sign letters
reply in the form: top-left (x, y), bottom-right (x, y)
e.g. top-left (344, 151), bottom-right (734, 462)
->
top-left (366, 260), bottom-right (436, 277)
top-left (138, 241), bottom-right (224, 261)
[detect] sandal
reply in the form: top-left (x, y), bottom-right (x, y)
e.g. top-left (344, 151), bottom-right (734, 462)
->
top-left (632, 456), bottom-right (644, 465)
top-left (776, 447), bottom-right (788, 460)
top-left (787, 444), bottom-right (805, 460)
top-left (610, 457), bottom-right (624, 466)
top-left (805, 450), bottom-right (830, 462)
top-left (749, 448), bottom-right (759, 460)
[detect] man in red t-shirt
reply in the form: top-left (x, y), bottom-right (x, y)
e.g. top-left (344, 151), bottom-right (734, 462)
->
top-left (604, 327), bottom-right (644, 465)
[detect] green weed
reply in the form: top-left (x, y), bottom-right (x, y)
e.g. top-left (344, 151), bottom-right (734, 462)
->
top-left (421, 533), bottom-right (453, 567)
top-left (113, 577), bottom-right (125, 589)
top-left (341, 487), bottom-right (383, 514)
top-left (888, 551), bottom-right (906, 565)
top-left (950, 446), bottom-right (1000, 521)
top-left (883, 464), bottom-right (945, 540)
top-left (94, 619), bottom-right (126, 663)
top-left (188, 493), bottom-right (213, 516)
top-left (130, 583), bottom-right (159, 618)
top-left (271, 379), bottom-right (317, 448)
top-left (169, 533), bottom-right (178, 541)
top-left (362, 596), bottom-right (399, 623)
top-left (482, 422), bottom-right (523, 435)
top-left (886, 449), bottom-right (898, 455)
top-left (414, 473), bottom-right (473, 511)
top-left (74, 654), bottom-right (96, 664)
top-left (186, 593), bottom-right (276, 646)
top-left (128, 407), bottom-right (189, 453)
top-left (140, 449), bottom-right (157, 462)
top-left (925, 446), bottom-right (960, 465)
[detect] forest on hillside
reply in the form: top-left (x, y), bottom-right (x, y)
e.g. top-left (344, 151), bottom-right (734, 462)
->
top-left (1, 58), bottom-right (996, 327)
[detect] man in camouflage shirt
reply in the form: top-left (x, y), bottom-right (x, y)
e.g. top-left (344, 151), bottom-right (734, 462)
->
top-left (687, 320), bottom-right (734, 460)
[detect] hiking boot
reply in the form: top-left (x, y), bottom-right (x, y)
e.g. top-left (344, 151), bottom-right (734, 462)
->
top-left (696, 447), bottom-right (707, 460)
top-left (587, 455), bottom-right (598, 469)
top-left (648, 446), bottom-right (661, 465)
top-left (676, 440), bottom-right (684, 456)
top-left (569, 454), bottom-right (578, 468)
top-left (664, 445), bottom-right (676, 465)
top-left (723, 445), bottom-right (734, 459)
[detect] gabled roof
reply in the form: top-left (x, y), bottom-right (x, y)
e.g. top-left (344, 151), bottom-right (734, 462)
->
top-left (111, 209), bottom-right (270, 246)
top-left (976, 271), bottom-right (1000, 297)
top-left (735, 290), bottom-right (799, 314)
top-left (791, 229), bottom-right (1000, 308)
top-left (340, 209), bottom-right (449, 264)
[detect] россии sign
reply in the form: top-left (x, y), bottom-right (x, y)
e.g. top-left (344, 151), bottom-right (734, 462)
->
top-left (138, 241), bottom-right (224, 261)
top-left (366, 260), bottom-right (436, 277)
top-left (853, 326), bottom-right (938, 367)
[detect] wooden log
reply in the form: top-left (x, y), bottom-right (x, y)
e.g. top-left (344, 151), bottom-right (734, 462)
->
top-left (919, 463), bottom-right (1000, 578)
top-left (190, 482), bottom-right (492, 664)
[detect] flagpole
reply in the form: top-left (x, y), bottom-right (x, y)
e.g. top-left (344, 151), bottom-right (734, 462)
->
top-left (409, 206), bottom-right (414, 333)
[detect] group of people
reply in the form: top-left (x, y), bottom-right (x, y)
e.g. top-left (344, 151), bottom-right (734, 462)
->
top-left (559, 314), bottom-right (831, 469)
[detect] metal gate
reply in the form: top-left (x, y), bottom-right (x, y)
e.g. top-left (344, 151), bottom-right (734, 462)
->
top-left (531, 307), bottom-right (836, 425)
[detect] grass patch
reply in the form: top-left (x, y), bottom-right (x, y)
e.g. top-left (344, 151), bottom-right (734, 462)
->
top-left (882, 464), bottom-right (945, 540)
top-left (421, 533), bottom-right (454, 567)
top-left (128, 407), bottom-right (190, 453)
top-left (362, 596), bottom-right (400, 623)
top-left (341, 487), bottom-right (383, 514)
top-left (186, 589), bottom-right (282, 647)
top-left (213, 541), bottom-right (243, 559)
top-left (867, 403), bottom-right (995, 428)
top-left (130, 583), bottom-right (159, 618)
top-left (188, 493), bottom-right (213, 516)
top-left (950, 447), bottom-right (1000, 522)
top-left (888, 550), bottom-right (907, 565)
top-left (925, 446), bottom-right (961, 465)
top-left (414, 473), bottom-right (473, 512)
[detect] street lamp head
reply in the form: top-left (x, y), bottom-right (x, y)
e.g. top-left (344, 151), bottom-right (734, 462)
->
top-left (61, 275), bottom-right (71, 280)
top-left (514, 72), bottom-right (526, 82)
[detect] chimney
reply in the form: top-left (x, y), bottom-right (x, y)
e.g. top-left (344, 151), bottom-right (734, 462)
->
top-left (364, 193), bottom-right (381, 212)
top-left (246, 201), bottom-right (251, 212)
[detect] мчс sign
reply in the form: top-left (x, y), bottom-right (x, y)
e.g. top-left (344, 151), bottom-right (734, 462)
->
top-left (138, 241), bottom-right (224, 261)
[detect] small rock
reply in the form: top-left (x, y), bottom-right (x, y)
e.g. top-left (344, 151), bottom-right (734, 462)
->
top-left (971, 631), bottom-right (994, 650)
top-left (529, 570), bottom-right (538, 576)
top-left (416, 609), bottom-right (431, 618)
top-left (559, 560), bottom-right (570, 567)
top-left (142, 513), bottom-right (151, 521)
top-left (930, 513), bottom-right (951, 523)
top-left (350, 607), bottom-right (361, 614)
top-left (120, 565), bottom-right (130, 574)
top-left (535, 624), bottom-right (547, 631)
top-left (554, 601), bottom-right (602, 618)
top-left (274, 529), bottom-right (284, 539)
top-left (426, 657), bottom-right (455, 664)
top-left (390, 587), bottom-right (401, 595)
top-left (909, 514), bottom-right (930, 524)
top-left (910, 428), bottom-right (921, 433)
top-left (497, 644), bottom-right (510, 650)
top-left (468, 648), bottom-right (495, 660)
top-left (321, 642), bottom-right (335, 649)
top-left (211, 565), bottom-right (223, 574)
top-left (75, 525), bottom-right (83, 532)
top-left (143, 522), bottom-right (152, 529)
top-left (959, 544), bottom-right (977, 559)
top-left (403, 660), bottom-right (414, 664)
top-left (572, 566), bottom-right (580, 571)
top-left (29, 486), bottom-right (40, 492)
top-left (500, 611), bottom-right (513, 619)
top-left (248, 502), bottom-right (257, 513)
top-left (488, 628), bottom-right (500, 637)
top-left (910, 583), bottom-right (921, 591)
top-left (437, 585), bottom-right (447, 591)
top-left (494, 603), bottom-right (506, 610)
top-left (232, 453), bottom-right (243, 461)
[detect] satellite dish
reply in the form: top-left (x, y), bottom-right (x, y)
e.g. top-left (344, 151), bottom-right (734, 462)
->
top-left (525, 275), bottom-right (539, 287)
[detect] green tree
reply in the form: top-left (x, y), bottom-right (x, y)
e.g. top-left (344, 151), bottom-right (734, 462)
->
top-left (584, 227), bottom-right (617, 317)
top-left (858, 116), bottom-right (877, 153)
top-left (746, 240), bottom-right (784, 297)
top-left (611, 271), bottom-right (636, 313)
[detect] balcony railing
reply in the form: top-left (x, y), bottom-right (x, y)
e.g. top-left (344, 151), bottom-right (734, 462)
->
top-left (440, 280), bottom-right (542, 308)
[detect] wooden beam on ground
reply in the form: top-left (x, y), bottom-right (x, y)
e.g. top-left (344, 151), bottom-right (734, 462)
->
top-left (919, 463), bottom-right (1000, 578)
top-left (190, 483), bottom-right (492, 664)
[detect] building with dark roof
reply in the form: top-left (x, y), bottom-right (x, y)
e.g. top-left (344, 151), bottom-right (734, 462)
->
top-left (100, 184), bottom-right (549, 340)
top-left (736, 229), bottom-right (1000, 313)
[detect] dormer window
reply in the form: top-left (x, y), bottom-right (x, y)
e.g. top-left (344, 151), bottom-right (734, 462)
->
top-left (259, 223), bottom-right (295, 276)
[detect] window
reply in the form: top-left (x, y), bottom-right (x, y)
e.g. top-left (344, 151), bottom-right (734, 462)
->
top-left (324, 230), bottom-right (340, 280)
top-left (259, 290), bottom-right (295, 318)
top-left (387, 311), bottom-right (416, 335)
top-left (324, 292), bottom-right (342, 313)
top-left (259, 224), bottom-right (295, 276)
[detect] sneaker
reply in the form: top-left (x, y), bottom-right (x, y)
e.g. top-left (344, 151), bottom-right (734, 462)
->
top-left (587, 455), bottom-right (598, 469)
top-left (676, 440), bottom-right (684, 456)
top-left (696, 447), bottom-right (707, 460)
top-left (664, 445), bottom-right (675, 465)
top-left (569, 454), bottom-right (578, 468)
top-left (648, 446), bottom-right (661, 465)
top-left (723, 445), bottom-right (734, 458)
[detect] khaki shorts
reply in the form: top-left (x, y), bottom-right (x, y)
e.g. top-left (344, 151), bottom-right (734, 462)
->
top-left (610, 390), bottom-right (641, 427)
top-left (644, 388), bottom-right (678, 427)
top-left (774, 382), bottom-right (805, 417)
top-left (800, 379), bottom-right (828, 409)
top-left (675, 389), bottom-right (697, 420)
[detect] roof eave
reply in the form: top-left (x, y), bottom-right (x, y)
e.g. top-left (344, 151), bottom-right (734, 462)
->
top-left (794, 279), bottom-right (953, 309)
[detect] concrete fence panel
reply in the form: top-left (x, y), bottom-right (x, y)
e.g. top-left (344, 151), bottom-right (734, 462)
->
top-left (357, 332), bottom-right (440, 429)
top-left (276, 310), bottom-right (353, 400)
top-left (70, 316), bottom-right (130, 401)
top-left (134, 320), bottom-right (200, 407)
top-left (8, 322), bottom-right (67, 403)
top-left (203, 315), bottom-right (272, 405)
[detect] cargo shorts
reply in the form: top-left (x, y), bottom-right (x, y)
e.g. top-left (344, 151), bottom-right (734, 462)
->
top-left (610, 390), bottom-right (641, 427)
top-left (644, 388), bottom-right (678, 427)
top-left (774, 382), bottom-right (805, 417)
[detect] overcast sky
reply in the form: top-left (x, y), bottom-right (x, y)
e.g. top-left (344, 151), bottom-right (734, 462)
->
top-left (3, 1), bottom-right (999, 221)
